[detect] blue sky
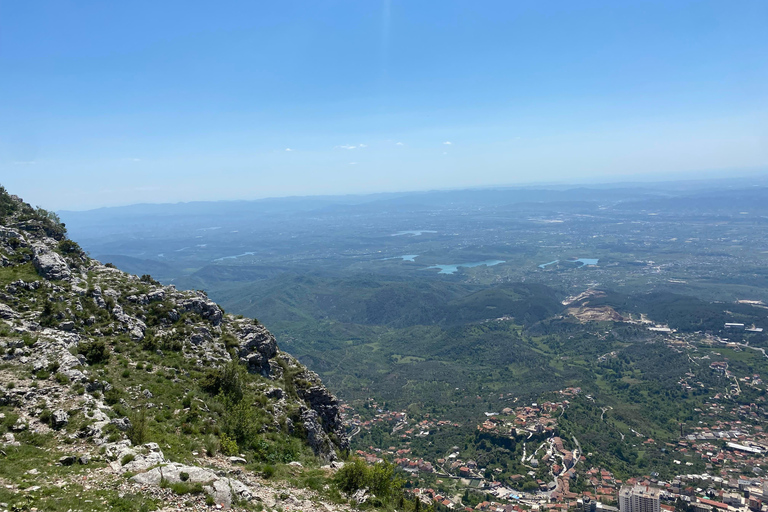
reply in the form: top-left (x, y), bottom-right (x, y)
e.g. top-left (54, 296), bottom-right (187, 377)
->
top-left (1, 1), bottom-right (767, 209)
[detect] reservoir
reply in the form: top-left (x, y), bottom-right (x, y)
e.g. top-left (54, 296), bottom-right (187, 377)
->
top-left (391, 230), bottom-right (437, 236)
top-left (382, 255), bottom-right (419, 261)
top-left (214, 251), bottom-right (256, 262)
top-left (538, 258), bottom-right (599, 268)
top-left (426, 260), bottom-right (505, 274)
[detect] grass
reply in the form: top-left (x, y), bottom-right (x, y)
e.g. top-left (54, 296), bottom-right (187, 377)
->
top-left (0, 262), bottom-right (41, 287)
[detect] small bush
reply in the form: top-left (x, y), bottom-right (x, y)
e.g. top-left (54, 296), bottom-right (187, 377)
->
top-left (204, 434), bottom-right (220, 457)
top-left (104, 387), bottom-right (123, 405)
top-left (219, 433), bottom-right (238, 456)
top-left (77, 340), bottom-right (110, 365)
top-left (121, 453), bottom-right (136, 466)
top-left (126, 408), bottom-right (148, 445)
top-left (54, 372), bottom-right (70, 384)
top-left (58, 239), bottom-right (83, 254)
top-left (262, 464), bottom-right (276, 479)
top-left (334, 458), bottom-right (402, 500)
top-left (38, 409), bottom-right (53, 426)
top-left (179, 471), bottom-right (190, 482)
top-left (140, 274), bottom-right (160, 285)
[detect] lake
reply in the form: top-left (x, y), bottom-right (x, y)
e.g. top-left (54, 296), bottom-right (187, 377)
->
top-left (538, 258), bottom-right (599, 268)
top-left (382, 254), bottom-right (419, 261)
top-left (214, 251), bottom-right (256, 262)
top-left (426, 260), bottom-right (505, 274)
top-left (391, 230), bottom-right (437, 236)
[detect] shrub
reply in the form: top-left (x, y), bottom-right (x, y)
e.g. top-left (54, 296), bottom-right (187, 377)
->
top-left (38, 409), bottom-right (52, 426)
top-left (54, 372), bottom-right (70, 385)
top-left (219, 433), bottom-right (238, 456)
top-left (77, 340), bottom-right (110, 365)
top-left (262, 464), bottom-right (276, 479)
top-left (334, 458), bottom-right (402, 500)
top-left (58, 239), bottom-right (82, 254)
top-left (104, 387), bottom-right (124, 405)
top-left (204, 435), bottom-right (220, 456)
top-left (121, 453), bottom-right (136, 466)
top-left (179, 471), bottom-right (190, 482)
top-left (200, 361), bottom-right (244, 401)
top-left (126, 408), bottom-right (148, 445)
top-left (140, 274), bottom-right (160, 285)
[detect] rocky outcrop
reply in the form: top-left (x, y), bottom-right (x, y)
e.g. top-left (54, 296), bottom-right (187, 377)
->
top-left (32, 242), bottom-right (71, 281)
top-left (236, 323), bottom-right (278, 376)
top-left (179, 295), bottom-right (223, 326)
top-left (0, 303), bottom-right (16, 319)
top-left (126, 449), bottom-right (253, 509)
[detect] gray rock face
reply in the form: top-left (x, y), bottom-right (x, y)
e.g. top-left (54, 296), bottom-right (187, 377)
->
top-left (110, 417), bottom-right (132, 431)
top-left (179, 295), bottom-right (223, 326)
top-left (300, 407), bottom-right (337, 462)
top-left (58, 321), bottom-right (75, 331)
top-left (295, 374), bottom-right (350, 455)
top-left (237, 324), bottom-right (278, 376)
top-left (32, 243), bottom-right (71, 281)
top-left (0, 303), bottom-right (16, 319)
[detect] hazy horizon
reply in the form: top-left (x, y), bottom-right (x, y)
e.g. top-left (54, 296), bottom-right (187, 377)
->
top-left (2, 1), bottom-right (767, 210)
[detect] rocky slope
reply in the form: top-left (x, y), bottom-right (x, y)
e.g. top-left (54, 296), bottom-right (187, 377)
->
top-left (0, 188), bottom-right (357, 511)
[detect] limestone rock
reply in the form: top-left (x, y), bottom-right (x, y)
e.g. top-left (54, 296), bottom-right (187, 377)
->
top-left (0, 303), bottom-right (16, 319)
top-left (237, 324), bottom-right (277, 376)
top-left (110, 417), bottom-right (132, 431)
top-left (179, 295), bottom-right (223, 326)
top-left (32, 242), bottom-right (71, 281)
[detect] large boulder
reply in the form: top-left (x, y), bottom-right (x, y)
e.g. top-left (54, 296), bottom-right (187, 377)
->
top-left (32, 243), bottom-right (71, 281)
top-left (130, 462), bottom-right (252, 510)
top-left (51, 409), bottom-right (68, 430)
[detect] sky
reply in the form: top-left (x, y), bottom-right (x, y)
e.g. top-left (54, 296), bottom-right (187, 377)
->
top-left (1, 0), bottom-right (767, 210)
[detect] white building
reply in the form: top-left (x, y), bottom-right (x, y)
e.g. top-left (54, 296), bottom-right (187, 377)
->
top-left (619, 485), bottom-right (661, 512)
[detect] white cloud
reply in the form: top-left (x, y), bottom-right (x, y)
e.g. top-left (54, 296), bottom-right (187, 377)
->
top-left (443, 141), bottom-right (452, 145)
top-left (349, 162), bottom-right (358, 165)
top-left (443, 152), bottom-right (448, 155)
top-left (285, 148), bottom-right (293, 152)
top-left (335, 145), bottom-right (357, 150)
top-left (11, 161), bottom-right (36, 165)
top-left (395, 142), bottom-right (404, 146)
